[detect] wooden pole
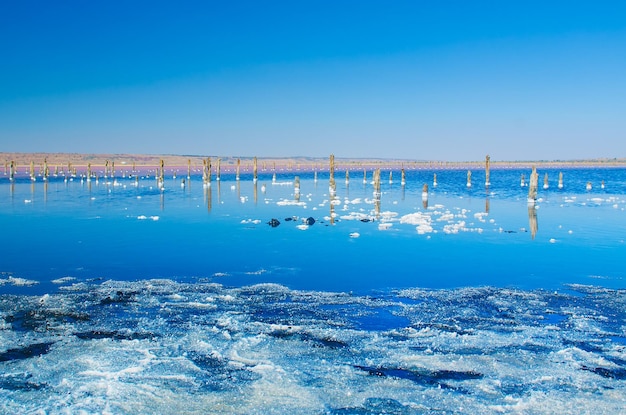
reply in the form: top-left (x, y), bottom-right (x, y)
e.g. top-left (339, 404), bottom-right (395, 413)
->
top-left (466, 170), bottom-right (472, 188)
top-left (543, 172), bottom-right (549, 190)
top-left (345, 170), bottom-right (349, 184)
top-left (253, 157), bottom-right (258, 182)
top-left (401, 168), bottom-right (406, 186)
top-left (236, 158), bottom-right (241, 181)
top-left (485, 155), bottom-right (491, 187)
top-left (216, 158), bottom-right (221, 181)
top-left (433, 173), bottom-right (437, 187)
top-left (528, 166), bottom-right (538, 203)
top-left (520, 173), bottom-right (525, 187)
top-left (558, 172), bottom-right (563, 189)
top-left (187, 159), bottom-right (191, 179)
top-left (9, 161), bottom-right (15, 181)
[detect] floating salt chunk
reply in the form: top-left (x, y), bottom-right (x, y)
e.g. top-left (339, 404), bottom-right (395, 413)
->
top-left (549, 238), bottom-right (557, 243)
top-left (296, 224), bottom-right (309, 230)
top-left (378, 223), bottom-right (393, 230)
top-left (349, 232), bottom-right (360, 238)
top-left (137, 215), bottom-right (147, 220)
top-left (150, 216), bottom-right (159, 221)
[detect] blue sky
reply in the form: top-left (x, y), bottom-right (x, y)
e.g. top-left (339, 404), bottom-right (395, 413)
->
top-left (1, 1), bottom-right (625, 161)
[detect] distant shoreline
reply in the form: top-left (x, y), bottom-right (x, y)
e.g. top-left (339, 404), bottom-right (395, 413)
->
top-left (1, 152), bottom-right (625, 173)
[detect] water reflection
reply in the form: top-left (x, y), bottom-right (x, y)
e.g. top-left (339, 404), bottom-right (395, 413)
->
top-left (528, 205), bottom-right (538, 240)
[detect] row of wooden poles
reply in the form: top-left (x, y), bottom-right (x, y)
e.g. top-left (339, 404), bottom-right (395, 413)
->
top-left (4, 155), bottom-right (605, 195)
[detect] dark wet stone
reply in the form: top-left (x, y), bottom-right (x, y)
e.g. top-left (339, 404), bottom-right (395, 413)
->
top-left (74, 330), bottom-right (157, 341)
top-left (0, 342), bottom-right (54, 362)
top-left (330, 397), bottom-right (414, 414)
top-left (5, 309), bottom-right (90, 332)
top-left (100, 290), bottom-right (137, 305)
top-left (360, 218), bottom-right (371, 222)
top-left (354, 365), bottom-right (482, 390)
top-left (268, 218), bottom-right (280, 227)
top-left (0, 374), bottom-right (47, 391)
top-left (305, 217), bottom-right (315, 225)
top-left (581, 365), bottom-right (626, 380)
top-left (284, 217), bottom-right (293, 221)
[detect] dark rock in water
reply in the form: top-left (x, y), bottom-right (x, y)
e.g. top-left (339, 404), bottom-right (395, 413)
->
top-left (74, 330), bottom-right (157, 341)
top-left (305, 217), bottom-right (315, 226)
top-left (284, 217), bottom-right (293, 222)
top-left (0, 342), bottom-right (54, 362)
top-left (100, 290), bottom-right (136, 305)
top-left (581, 365), bottom-right (626, 380)
top-left (330, 397), bottom-right (412, 414)
top-left (360, 218), bottom-right (371, 223)
top-left (268, 218), bottom-right (280, 227)
top-left (354, 365), bottom-right (482, 391)
top-left (0, 374), bottom-right (47, 391)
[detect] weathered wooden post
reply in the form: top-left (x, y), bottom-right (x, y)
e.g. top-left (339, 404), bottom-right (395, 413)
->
top-left (272, 172), bottom-right (277, 183)
top-left (329, 154), bottom-right (336, 195)
top-left (30, 161), bottom-right (35, 181)
top-left (187, 159), bottom-right (191, 180)
top-left (363, 169), bottom-right (367, 184)
top-left (373, 168), bottom-right (381, 197)
top-left (558, 172), bottom-right (563, 189)
top-left (313, 171), bottom-right (317, 183)
top-left (111, 161), bottom-right (115, 180)
top-left (586, 181), bottom-right (592, 191)
top-left (543, 172), bottom-right (549, 190)
top-left (9, 161), bottom-right (15, 181)
top-left (485, 155), bottom-right (491, 187)
top-left (433, 173), bottom-right (437, 187)
top-left (520, 173), bottom-right (526, 187)
top-left (389, 171), bottom-right (393, 184)
top-left (44, 158), bottom-right (49, 181)
top-left (159, 159), bottom-right (165, 189)
top-left (216, 158), bottom-right (221, 181)
top-left (87, 163), bottom-right (92, 182)
top-left (132, 161), bottom-right (136, 174)
top-left (236, 158), bottom-right (241, 181)
top-left (253, 157), bottom-right (258, 183)
top-left (422, 183), bottom-right (428, 208)
top-left (294, 176), bottom-right (300, 194)
top-left (345, 170), bottom-right (349, 185)
top-left (528, 166), bottom-right (538, 203)
top-left (601, 180), bottom-right (605, 189)
top-left (466, 170), bottom-right (472, 188)
top-left (104, 160), bottom-right (109, 178)
top-left (401, 168), bottom-right (406, 186)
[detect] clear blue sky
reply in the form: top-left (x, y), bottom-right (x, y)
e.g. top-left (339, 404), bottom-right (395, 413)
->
top-left (1, 1), bottom-right (625, 161)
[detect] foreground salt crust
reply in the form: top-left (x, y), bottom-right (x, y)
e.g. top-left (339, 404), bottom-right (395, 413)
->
top-left (1, 279), bottom-right (624, 414)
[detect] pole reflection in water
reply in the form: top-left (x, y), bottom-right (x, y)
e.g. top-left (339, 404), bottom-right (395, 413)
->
top-left (528, 205), bottom-right (538, 240)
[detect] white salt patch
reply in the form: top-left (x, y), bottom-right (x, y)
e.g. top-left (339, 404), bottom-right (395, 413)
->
top-left (549, 238), bottom-right (557, 243)
top-left (241, 219), bottom-right (261, 224)
top-left (349, 232), bottom-right (360, 238)
top-left (0, 276), bottom-right (39, 287)
top-left (277, 200), bottom-right (306, 206)
top-left (137, 215), bottom-right (147, 220)
top-left (150, 216), bottom-right (159, 221)
top-left (296, 224), bottom-right (309, 230)
top-left (378, 223), bottom-right (393, 230)
top-left (52, 276), bottom-right (76, 284)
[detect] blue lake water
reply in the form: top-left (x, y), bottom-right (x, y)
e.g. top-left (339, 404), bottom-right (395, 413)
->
top-left (1, 167), bottom-right (625, 414)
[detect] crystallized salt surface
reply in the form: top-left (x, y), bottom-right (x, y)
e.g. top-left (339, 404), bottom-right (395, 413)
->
top-left (1, 279), bottom-right (625, 414)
